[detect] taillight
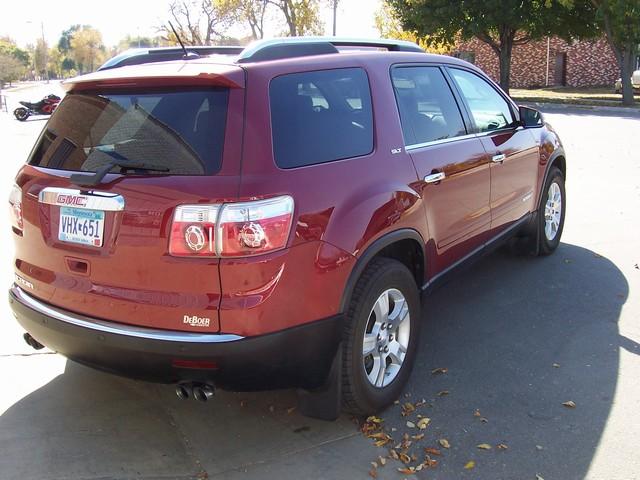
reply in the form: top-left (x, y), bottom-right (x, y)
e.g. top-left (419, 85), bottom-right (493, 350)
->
top-left (9, 184), bottom-right (23, 232)
top-left (169, 205), bottom-right (219, 257)
top-left (169, 196), bottom-right (294, 258)
top-left (218, 196), bottom-right (294, 257)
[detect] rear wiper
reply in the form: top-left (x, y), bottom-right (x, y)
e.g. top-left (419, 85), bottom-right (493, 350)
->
top-left (70, 157), bottom-right (170, 187)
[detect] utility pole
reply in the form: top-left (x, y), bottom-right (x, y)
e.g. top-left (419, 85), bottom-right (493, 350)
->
top-left (332, 0), bottom-right (338, 36)
top-left (41, 21), bottom-right (49, 83)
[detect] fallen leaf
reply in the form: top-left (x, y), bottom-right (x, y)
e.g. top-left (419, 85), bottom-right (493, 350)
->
top-left (562, 400), bottom-right (576, 408)
top-left (424, 447), bottom-right (442, 456)
top-left (473, 409), bottom-right (481, 417)
top-left (536, 475), bottom-right (545, 480)
top-left (477, 443), bottom-right (492, 450)
top-left (394, 400), bottom-right (400, 405)
top-left (536, 445), bottom-right (544, 451)
top-left (368, 468), bottom-right (378, 478)
top-left (374, 438), bottom-right (391, 447)
top-left (378, 456), bottom-right (386, 466)
top-left (497, 443), bottom-right (509, 450)
top-left (402, 402), bottom-right (416, 416)
top-left (406, 421), bottom-right (416, 428)
top-left (416, 399), bottom-right (427, 407)
top-left (437, 390), bottom-right (450, 396)
top-left (367, 416), bottom-right (383, 424)
top-left (480, 417), bottom-right (488, 423)
top-left (464, 460), bottom-right (475, 470)
top-left (417, 417), bottom-right (431, 430)
top-left (431, 367), bottom-right (448, 375)
top-left (286, 406), bottom-right (295, 414)
top-left (399, 452), bottom-right (411, 464)
top-left (389, 449), bottom-right (400, 460)
top-left (397, 467), bottom-right (415, 474)
top-left (553, 363), bottom-right (560, 368)
top-left (411, 433), bottom-right (425, 440)
top-left (438, 438), bottom-right (451, 449)
top-left (371, 461), bottom-right (378, 469)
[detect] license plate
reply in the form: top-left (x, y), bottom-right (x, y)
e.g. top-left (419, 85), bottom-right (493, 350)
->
top-left (59, 207), bottom-right (105, 247)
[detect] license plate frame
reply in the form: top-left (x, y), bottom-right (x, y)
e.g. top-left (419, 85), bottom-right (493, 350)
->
top-left (58, 206), bottom-right (105, 247)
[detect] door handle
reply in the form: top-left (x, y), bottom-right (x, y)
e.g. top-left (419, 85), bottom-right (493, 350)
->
top-left (492, 153), bottom-right (506, 163)
top-left (424, 172), bottom-right (446, 184)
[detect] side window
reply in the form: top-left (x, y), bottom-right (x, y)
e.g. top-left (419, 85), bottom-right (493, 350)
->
top-left (269, 68), bottom-right (373, 169)
top-left (449, 68), bottom-right (515, 133)
top-left (391, 66), bottom-right (466, 146)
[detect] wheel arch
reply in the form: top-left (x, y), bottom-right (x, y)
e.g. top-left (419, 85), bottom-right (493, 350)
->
top-left (339, 229), bottom-right (426, 313)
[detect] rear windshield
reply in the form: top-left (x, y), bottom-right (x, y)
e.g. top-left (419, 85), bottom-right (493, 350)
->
top-left (29, 89), bottom-right (229, 175)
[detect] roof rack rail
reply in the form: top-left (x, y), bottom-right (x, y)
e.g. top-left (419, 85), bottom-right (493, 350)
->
top-left (236, 37), bottom-right (423, 63)
top-left (98, 46), bottom-right (244, 71)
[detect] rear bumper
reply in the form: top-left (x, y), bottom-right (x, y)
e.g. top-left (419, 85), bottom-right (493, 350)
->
top-left (9, 285), bottom-right (342, 390)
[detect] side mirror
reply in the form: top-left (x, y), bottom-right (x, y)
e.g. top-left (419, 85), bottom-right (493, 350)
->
top-left (519, 106), bottom-right (544, 128)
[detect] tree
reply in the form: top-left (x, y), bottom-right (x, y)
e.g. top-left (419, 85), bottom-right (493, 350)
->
top-left (217, 0), bottom-right (269, 40)
top-left (162, 0), bottom-right (236, 45)
top-left (589, 0), bottom-right (640, 106)
top-left (70, 26), bottom-right (106, 73)
top-left (33, 38), bottom-right (48, 78)
top-left (374, 2), bottom-right (451, 54)
top-left (0, 53), bottom-right (26, 88)
top-left (388, 0), bottom-right (598, 93)
top-left (0, 37), bottom-right (30, 66)
top-left (267, 0), bottom-right (323, 36)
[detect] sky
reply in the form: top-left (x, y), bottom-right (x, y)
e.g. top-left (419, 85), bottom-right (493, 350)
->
top-left (0, 0), bottom-right (383, 49)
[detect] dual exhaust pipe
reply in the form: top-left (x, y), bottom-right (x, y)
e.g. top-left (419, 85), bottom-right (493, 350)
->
top-left (175, 382), bottom-right (215, 402)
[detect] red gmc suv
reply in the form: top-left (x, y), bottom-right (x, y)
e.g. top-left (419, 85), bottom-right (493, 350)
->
top-left (8, 38), bottom-right (566, 419)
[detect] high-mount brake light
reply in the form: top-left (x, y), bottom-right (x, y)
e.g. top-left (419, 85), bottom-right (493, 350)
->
top-left (9, 184), bottom-right (23, 233)
top-left (168, 196), bottom-right (294, 258)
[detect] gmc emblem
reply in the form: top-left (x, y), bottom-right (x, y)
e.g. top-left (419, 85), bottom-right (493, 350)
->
top-left (56, 194), bottom-right (87, 207)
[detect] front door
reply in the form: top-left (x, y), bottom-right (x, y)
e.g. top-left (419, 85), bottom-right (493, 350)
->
top-left (447, 67), bottom-right (540, 232)
top-left (391, 66), bottom-right (491, 274)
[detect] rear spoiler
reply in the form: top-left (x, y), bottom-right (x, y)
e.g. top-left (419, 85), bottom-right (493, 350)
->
top-left (62, 61), bottom-right (245, 92)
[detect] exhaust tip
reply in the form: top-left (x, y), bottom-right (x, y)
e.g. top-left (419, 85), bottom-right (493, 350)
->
top-left (175, 384), bottom-right (191, 400)
top-left (23, 333), bottom-right (44, 350)
top-left (192, 384), bottom-right (215, 402)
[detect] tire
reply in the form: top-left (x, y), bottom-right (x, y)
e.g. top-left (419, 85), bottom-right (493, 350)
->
top-left (342, 258), bottom-right (421, 415)
top-left (537, 166), bottom-right (566, 255)
top-left (13, 108), bottom-right (29, 121)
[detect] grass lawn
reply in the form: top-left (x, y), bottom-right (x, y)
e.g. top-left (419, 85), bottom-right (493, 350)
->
top-left (510, 87), bottom-right (640, 108)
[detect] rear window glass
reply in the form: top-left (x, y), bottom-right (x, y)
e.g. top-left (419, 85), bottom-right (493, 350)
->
top-left (269, 68), bottom-right (373, 169)
top-left (29, 89), bottom-right (229, 175)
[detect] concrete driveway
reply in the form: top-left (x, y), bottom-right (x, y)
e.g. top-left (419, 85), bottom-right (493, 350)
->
top-left (0, 87), bottom-right (638, 480)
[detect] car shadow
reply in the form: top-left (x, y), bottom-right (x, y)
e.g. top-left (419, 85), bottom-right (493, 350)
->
top-left (0, 243), bottom-right (631, 479)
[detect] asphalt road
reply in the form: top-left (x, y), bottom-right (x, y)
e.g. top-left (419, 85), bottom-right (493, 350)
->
top-left (0, 83), bottom-right (638, 480)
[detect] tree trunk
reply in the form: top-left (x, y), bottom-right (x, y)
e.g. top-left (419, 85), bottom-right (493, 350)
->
top-left (620, 45), bottom-right (636, 106)
top-left (498, 29), bottom-right (515, 94)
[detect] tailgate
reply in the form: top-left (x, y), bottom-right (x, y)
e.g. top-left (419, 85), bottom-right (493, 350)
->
top-left (11, 79), bottom-right (244, 333)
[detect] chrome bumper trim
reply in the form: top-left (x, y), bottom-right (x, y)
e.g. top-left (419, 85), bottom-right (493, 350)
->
top-left (10, 285), bottom-right (243, 344)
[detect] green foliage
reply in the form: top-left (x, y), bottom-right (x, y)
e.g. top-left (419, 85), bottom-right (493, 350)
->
top-left (0, 37), bottom-right (30, 66)
top-left (387, 0), bottom-right (599, 91)
top-left (0, 53), bottom-right (26, 86)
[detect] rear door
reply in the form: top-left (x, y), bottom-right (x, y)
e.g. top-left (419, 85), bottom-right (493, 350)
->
top-left (13, 85), bottom-right (244, 332)
top-left (447, 67), bottom-right (540, 232)
top-left (391, 65), bottom-right (491, 274)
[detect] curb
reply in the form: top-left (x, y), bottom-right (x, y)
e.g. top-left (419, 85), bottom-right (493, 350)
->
top-left (519, 101), bottom-right (640, 114)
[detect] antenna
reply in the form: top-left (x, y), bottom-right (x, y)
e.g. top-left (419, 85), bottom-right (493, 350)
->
top-left (168, 21), bottom-right (199, 60)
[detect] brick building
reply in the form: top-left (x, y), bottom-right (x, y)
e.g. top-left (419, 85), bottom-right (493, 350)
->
top-left (454, 36), bottom-right (624, 88)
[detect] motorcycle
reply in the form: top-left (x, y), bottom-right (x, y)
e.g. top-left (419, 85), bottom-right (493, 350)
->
top-left (13, 94), bottom-right (61, 121)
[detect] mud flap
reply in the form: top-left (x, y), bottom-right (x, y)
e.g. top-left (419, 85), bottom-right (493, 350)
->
top-left (297, 346), bottom-right (342, 421)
